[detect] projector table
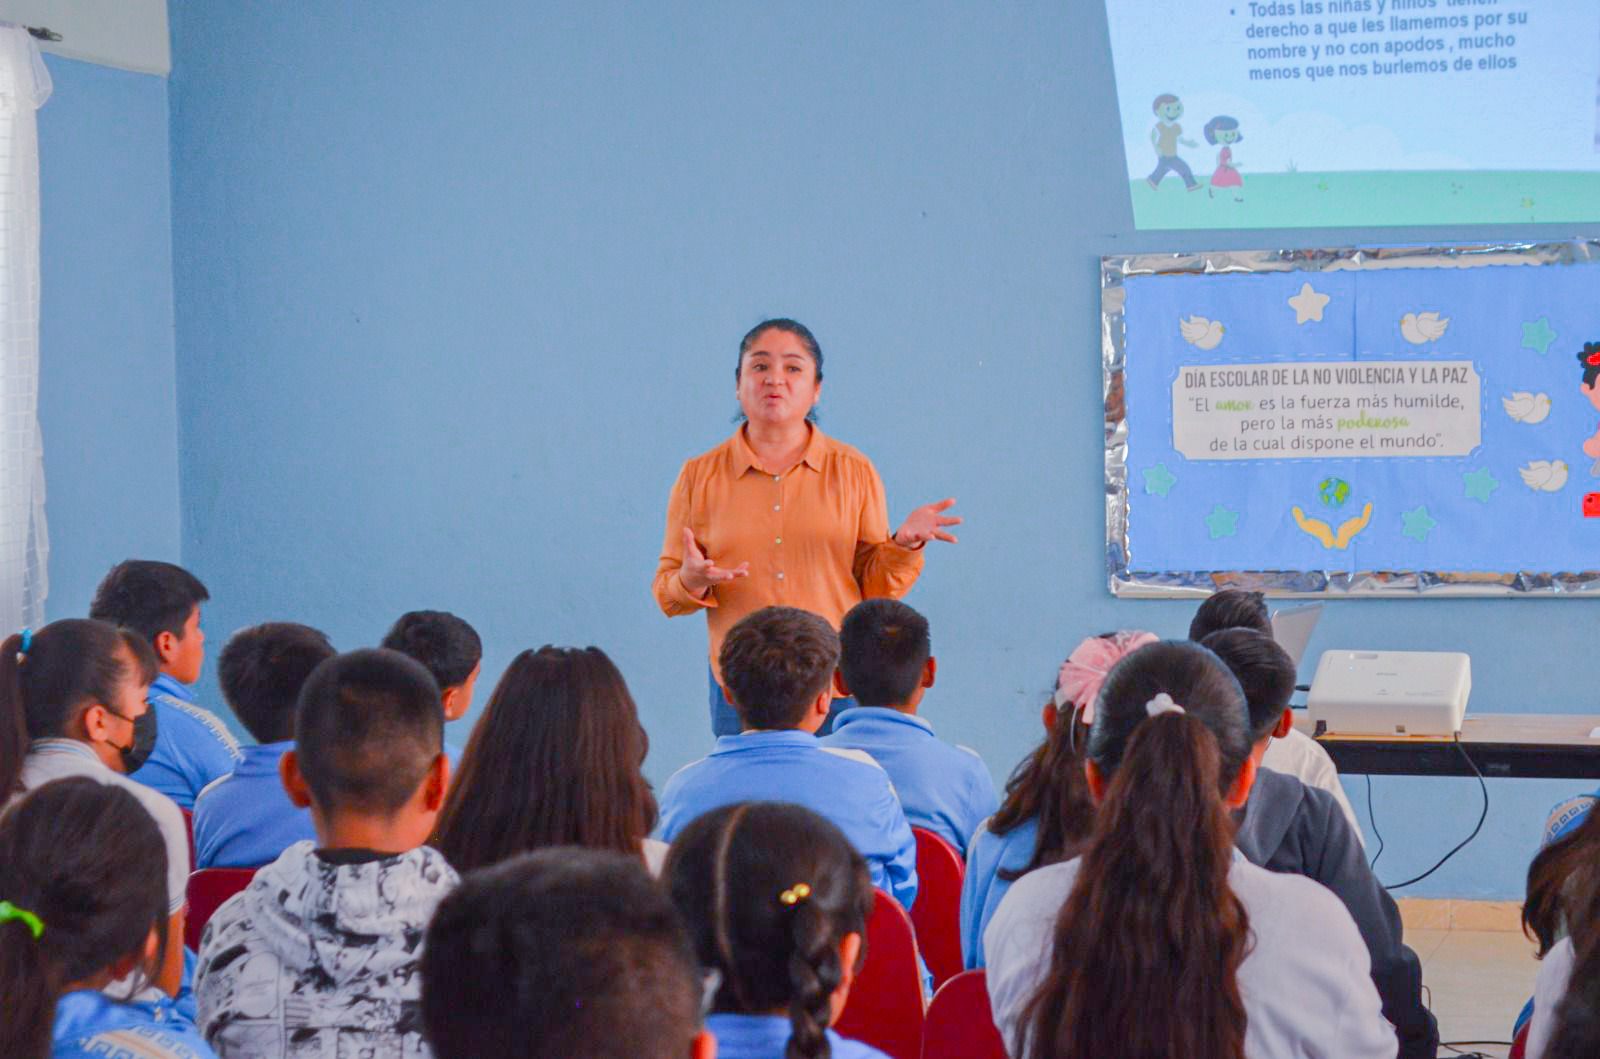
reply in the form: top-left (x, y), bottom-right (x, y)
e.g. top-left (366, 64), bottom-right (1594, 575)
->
top-left (1292, 713), bottom-right (1600, 780)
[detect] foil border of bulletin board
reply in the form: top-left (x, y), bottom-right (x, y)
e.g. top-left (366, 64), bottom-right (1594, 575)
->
top-left (1103, 240), bottom-right (1600, 599)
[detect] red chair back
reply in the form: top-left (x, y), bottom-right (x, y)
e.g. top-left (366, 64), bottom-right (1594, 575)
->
top-left (835, 888), bottom-right (926, 1059)
top-left (185, 868), bottom-right (257, 950)
top-left (909, 828), bottom-right (965, 989)
top-left (921, 969), bottom-right (1006, 1059)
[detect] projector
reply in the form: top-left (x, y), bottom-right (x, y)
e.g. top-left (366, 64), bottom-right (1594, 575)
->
top-left (1306, 650), bottom-right (1471, 737)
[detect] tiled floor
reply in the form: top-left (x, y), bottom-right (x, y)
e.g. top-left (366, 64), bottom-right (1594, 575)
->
top-left (1409, 925), bottom-right (1540, 1058)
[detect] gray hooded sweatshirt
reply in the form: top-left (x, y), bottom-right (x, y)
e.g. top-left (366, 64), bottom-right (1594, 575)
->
top-left (1236, 766), bottom-right (1438, 1059)
top-left (194, 840), bottom-right (458, 1059)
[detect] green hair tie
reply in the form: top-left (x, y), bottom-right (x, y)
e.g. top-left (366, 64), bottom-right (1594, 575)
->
top-left (0, 899), bottom-right (43, 940)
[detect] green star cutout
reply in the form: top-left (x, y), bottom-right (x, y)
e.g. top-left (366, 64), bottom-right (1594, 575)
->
top-left (1462, 468), bottom-right (1499, 503)
top-left (1400, 506), bottom-right (1437, 542)
top-left (1522, 317), bottom-right (1557, 355)
top-left (1143, 463), bottom-right (1177, 498)
top-left (1204, 504), bottom-right (1239, 540)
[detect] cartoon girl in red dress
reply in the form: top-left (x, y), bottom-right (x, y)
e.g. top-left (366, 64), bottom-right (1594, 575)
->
top-left (1205, 115), bottom-right (1244, 202)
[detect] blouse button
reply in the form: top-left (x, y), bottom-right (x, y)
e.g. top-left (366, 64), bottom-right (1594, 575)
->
top-left (773, 504), bottom-right (781, 512)
top-left (775, 537), bottom-right (782, 545)
top-left (777, 572), bottom-right (785, 580)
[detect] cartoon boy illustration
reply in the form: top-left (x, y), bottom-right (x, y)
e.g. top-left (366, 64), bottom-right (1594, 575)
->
top-left (1580, 342), bottom-right (1600, 474)
top-left (1148, 93), bottom-right (1200, 191)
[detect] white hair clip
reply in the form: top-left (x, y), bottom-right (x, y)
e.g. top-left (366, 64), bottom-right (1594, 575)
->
top-left (1145, 693), bottom-right (1185, 718)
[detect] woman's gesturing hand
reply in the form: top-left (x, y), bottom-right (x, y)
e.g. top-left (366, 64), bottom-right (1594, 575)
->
top-left (680, 527), bottom-right (750, 597)
top-left (893, 498), bottom-right (962, 549)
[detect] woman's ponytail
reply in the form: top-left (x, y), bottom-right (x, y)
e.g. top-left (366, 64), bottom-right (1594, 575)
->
top-left (785, 900), bottom-right (841, 1059)
top-left (1020, 640), bottom-right (1254, 1059)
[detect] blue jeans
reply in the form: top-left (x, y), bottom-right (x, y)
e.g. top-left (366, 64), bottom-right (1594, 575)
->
top-left (1147, 154), bottom-right (1198, 189)
top-left (708, 666), bottom-right (853, 737)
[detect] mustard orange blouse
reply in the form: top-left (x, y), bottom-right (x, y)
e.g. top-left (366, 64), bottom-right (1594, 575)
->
top-left (654, 426), bottom-right (925, 685)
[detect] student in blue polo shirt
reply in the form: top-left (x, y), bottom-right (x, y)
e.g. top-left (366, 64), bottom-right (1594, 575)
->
top-left (90, 560), bottom-right (241, 808)
top-left (657, 605), bottom-right (919, 912)
top-left (191, 623), bottom-right (336, 868)
top-left (821, 598), bottom-right (997, 856)
top-left (381, 609), bottom-right (481, 765)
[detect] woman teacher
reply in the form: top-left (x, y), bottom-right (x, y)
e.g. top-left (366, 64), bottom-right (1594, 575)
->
top-left (653, 318), bottom-right (960, 736)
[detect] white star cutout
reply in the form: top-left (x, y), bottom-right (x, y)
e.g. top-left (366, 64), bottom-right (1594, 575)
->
top-left (1287, 282), bottom-right (1331, 325)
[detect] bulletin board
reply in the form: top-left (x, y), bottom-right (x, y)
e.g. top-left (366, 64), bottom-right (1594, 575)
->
top-left (1103, 241), bottom-right (1600, 596)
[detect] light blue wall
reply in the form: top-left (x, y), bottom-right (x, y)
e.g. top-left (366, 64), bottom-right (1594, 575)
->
top-left (166, 0), bottom-right (1599, 897)
top-left (39, 55), bottom-right (180, 617)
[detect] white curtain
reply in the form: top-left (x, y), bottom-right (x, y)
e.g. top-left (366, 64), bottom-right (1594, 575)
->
top-left (0, 27), bottom-right (49, 631)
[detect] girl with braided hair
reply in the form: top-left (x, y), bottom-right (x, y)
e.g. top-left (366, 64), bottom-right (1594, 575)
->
top-left (663, 801), bottom-right (887, 1059)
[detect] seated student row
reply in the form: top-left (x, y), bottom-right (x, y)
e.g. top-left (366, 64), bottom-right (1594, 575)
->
top-left (0, 609), bottom-right (1418, 1059)
top-left (0, 622), bottom-right (895, 1057)
top-left (0, 567), bottom-right (1558, 1058)
top-left (0, 577), bottom-right (1348, 1022)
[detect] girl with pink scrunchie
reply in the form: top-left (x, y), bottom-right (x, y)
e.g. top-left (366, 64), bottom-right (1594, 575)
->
top-left (957, 630), bottom-right (1156, 969)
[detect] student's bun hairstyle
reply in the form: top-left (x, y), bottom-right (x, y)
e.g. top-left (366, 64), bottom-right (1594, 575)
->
top-left (718, 607), bottom-right (840, 730)
top-left (88, 559), bottom-right (209, 645)
top-left (666, 802), bottom-right (873, 1059)
top-left (837, 598), bottom-right (930, 709)
top-left (422, 848), bottom-right (703, 1059)
top-left (0, 778), bottom-right (169, 1059)
top-left (1201, 627), bottom-right (1297, 740)
top-left (380, 610), bottom-right (483, 691)
top-left (1020, 640), bottom-right (1254, 1059)
top-left (293, 648), bottom-right (443, 816)
top-left (430, 645), bottom-right (658, 874)
top-left (1188, 587), bottom-right (1270, 641)
top-left (218, 623), bottom-right (336, 744)
top-left (0, 619), bottom-right (158, 799)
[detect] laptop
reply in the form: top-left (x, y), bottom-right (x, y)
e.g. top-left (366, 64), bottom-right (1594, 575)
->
top-left (1270, 603), bottom-right (1322, 670)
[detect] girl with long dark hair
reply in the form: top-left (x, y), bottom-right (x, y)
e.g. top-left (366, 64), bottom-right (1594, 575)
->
top-left (984, 640), bottom-right (1394, 1058)
top-left (959, 631), bottom-right (1152, 968)
top-left (664, 801), bottom-right (886, 1059)
top-left (0, 777), bottom-right (215, 1059)
top-left (429, 645), bottom-right (664, 874)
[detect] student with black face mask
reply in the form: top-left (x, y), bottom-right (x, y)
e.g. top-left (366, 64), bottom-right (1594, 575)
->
top-left (0, 618), bottom-right (189, 999)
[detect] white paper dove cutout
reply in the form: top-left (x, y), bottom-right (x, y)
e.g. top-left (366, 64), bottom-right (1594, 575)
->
top-left (1180, 315), bottom-right (1224, 350)
top-left (1502, 392), bottom-right (1552, 424)
top-left (1400, 312), bottom-right (1450, 345)
top-left (1519, 460), bottom-right (1569, 492)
